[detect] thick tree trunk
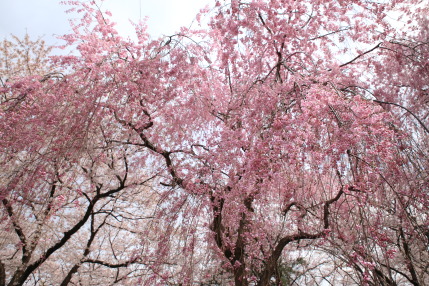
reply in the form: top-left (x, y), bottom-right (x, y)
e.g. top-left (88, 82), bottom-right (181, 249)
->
top-left (0, 261), bottom-right (5, 286)
top-left (257, 255), bottom-right (279, 286)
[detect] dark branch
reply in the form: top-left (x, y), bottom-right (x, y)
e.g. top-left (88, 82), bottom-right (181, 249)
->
top-left (373, 99), bottom-right (429, 134)
top-left (340, 43), bottom-right (381, 67)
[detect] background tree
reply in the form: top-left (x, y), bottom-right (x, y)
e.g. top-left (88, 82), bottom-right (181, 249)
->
top-left (0, 34), bottom-right (54, 84)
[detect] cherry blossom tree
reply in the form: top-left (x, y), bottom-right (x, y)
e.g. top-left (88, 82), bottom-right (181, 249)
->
top-left (0, 31), bottom-right (218, 285)
top-left (320, 5), bottom-right (429, 285)
top-left (0, 34), bottom-right (55, 83)
top-left (1, 0), bottom-right (428, 285)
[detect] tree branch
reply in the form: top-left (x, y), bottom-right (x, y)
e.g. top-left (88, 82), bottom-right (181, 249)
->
top-left (340, 43), bottom-right (381, 67)
top-left (373, 99), bottom-right (429, 134)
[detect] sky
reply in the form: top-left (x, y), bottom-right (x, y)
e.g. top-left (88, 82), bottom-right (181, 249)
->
top-left (0, 0), bottom-right (211, 45)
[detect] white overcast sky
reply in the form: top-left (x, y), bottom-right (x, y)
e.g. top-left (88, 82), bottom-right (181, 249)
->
top-left (0, 0), bottom-right (211, 45)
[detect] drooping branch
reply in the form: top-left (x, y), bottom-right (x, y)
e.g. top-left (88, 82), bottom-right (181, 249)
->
top-left (373, 99), bottom-right (429, 134)
top-left (258, 187), bottom-right (345, 286)
top-left (113, 110), bottom-right (185, 188)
